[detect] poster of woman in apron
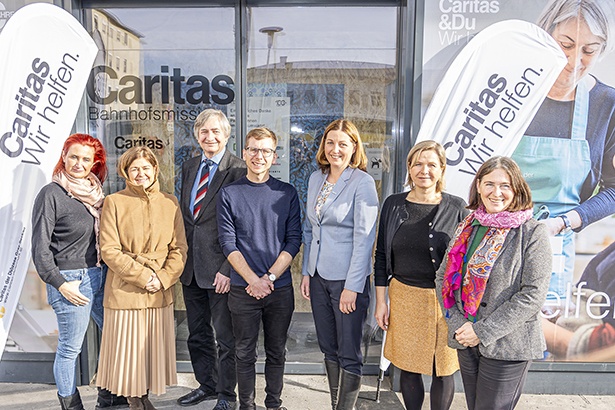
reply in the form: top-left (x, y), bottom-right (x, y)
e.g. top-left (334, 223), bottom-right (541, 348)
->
top-left (510, 0), bottom-right (615, 312)
top-left (542, 241), bottom-right (615, 360)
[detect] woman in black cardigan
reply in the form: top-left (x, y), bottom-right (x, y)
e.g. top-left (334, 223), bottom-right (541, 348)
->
top-left (374, 140), bottom-right (468, 410)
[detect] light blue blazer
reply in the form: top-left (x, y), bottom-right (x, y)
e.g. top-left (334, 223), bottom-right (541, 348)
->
top-left (301, 167), bottom-right (379, 293)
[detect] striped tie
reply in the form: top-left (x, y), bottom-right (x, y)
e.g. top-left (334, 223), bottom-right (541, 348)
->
top-left (193, 159), bottom-right (214, 219)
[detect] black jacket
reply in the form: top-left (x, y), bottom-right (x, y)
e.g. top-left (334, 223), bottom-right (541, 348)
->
top-left (373, 191), bottom-right (468, 287)
top-left (180, 149), bottom-right (246, 288)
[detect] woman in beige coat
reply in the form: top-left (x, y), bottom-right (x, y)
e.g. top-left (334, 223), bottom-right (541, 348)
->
top-left (97, 146), bottom-right (187, 410)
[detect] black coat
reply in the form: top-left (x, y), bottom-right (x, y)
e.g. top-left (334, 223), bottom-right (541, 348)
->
top-left (180, 149), bottom-right (246, 288)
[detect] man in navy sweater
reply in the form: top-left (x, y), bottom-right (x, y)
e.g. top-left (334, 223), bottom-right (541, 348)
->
top-left (217, 127), bottom-right (301, 410)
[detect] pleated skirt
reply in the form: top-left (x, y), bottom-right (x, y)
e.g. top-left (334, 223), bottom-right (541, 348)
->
top-left (97, 304), bottom-right (177, 397)
top-left (383, 278), bottom-right (459, 376)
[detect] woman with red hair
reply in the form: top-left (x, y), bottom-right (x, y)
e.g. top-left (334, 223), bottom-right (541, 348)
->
top-left (32, 134), bottom-right (123, 410)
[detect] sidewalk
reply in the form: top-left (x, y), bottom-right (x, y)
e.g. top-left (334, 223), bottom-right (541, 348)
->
top-left (2, 373), bottom-right (615, 410)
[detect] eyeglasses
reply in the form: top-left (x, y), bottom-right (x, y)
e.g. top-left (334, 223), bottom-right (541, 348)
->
top-left (245, 146), bottom-right (275, 158)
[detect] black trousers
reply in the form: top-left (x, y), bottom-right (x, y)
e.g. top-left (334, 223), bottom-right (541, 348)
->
top-left (228, 284), bottom-right (294, 410)
top-left (309, 271), bottom-right (370, 376)
top-left (457, 347), bottom-right (531, 410)
top-left (183, 280), bottom-right (237, 401)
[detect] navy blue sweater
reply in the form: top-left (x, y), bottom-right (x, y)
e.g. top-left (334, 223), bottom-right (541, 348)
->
top-left (217, 176), bottom-right (302, 288)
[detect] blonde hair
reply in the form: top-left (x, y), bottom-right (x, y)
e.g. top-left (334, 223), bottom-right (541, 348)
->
top-left (245, 127), bottom-right (278, 147)
top-left (405, 140), bottom-right (447, 192)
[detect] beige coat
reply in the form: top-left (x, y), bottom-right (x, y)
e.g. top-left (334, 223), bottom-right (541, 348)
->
top-left (100, 179), bottom-right (187, 310)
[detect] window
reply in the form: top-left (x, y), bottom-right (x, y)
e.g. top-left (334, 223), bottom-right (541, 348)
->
top-left (246, 5), bottom-right (397, 367)
top-left (75, 5), bottom-right (398, 374)
top-left (94, 14), bottom-right (98, 31)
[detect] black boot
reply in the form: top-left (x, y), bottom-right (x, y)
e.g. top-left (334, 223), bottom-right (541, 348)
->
top-left (140, 392), bottom-right (157, 410)
top-left (336, 368), bottom-right (361, 410)
top-left (58, 390), bottom-right (85, 410)
top-left (324, 360), bottom-right (340, 410)
top-left (96, 387), bottom-right (129, 409)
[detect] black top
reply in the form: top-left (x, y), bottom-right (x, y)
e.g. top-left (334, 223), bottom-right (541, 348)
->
top-left (525, 97), bottom-right (573, 139)
top-left (374, 192), bottom-right (469, 287)
top-left (391, 201), bottom-right (439, 288)
top-left (31, 182), bottom-right (98, 290)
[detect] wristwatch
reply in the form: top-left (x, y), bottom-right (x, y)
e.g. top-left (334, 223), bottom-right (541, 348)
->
top-left (559, 214), bottom-right (572, 234)
top-left (267, 272), bottom-right (277, 282)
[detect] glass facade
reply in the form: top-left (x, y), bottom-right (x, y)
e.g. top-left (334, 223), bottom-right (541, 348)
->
top-left (4, 0), bottom-right (614, 390)
top-left (84, 6), bottom-right (240, 366)
top-left (244, 5), bottom-right (398, 366)
top-left (5, 1), bottom-right (402, 373)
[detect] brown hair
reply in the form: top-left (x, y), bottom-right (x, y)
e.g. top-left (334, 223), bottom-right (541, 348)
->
top-left (245, 127), bottom-right (278, 148)
top-left (467, 156), bottom-right (533, 212)
top-left (117, 146), bottom-right (159, 181)
top-left (315, 119), bottom-right (367, 173)
top-left (405, 140), bottom-right (446, 192)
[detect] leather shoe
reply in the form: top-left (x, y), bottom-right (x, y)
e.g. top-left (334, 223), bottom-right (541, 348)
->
top-left (176, 388), bottom-right (217, 406)
top-left (212, 399), bottom-right (236, 410)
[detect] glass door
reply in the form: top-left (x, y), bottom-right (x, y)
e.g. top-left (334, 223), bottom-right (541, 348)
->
top-left (245, 5), bottom-right (399, 367)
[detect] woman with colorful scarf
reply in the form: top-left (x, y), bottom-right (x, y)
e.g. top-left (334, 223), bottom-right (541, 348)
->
top-left (374, 140), bottom-right (468, 410)
top-left (435, 156), bottom-right (552, 410)
top-left (32, 134), bottom-right (125, 410)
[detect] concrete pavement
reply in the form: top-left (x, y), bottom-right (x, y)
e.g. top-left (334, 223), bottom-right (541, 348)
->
top-left (2, 373), bottom-right (615, 410)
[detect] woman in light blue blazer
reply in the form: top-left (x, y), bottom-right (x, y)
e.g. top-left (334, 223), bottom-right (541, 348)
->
top-left (300, 119), bottom-right (379, 410)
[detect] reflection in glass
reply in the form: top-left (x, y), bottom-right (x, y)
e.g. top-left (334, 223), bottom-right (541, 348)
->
top-left (247, 6), bottom-right (398, 367)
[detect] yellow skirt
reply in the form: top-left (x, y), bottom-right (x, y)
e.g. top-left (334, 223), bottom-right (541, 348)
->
top-left (97, 304), bottom-right (177, 397)
top-left (384, 278), bottom-right (459, 376)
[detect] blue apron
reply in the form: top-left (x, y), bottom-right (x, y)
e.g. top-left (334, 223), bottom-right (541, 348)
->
top-left (511, 76), bottom-right (592, 299)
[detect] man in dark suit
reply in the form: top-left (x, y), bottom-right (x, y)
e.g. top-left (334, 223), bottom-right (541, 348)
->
top-left (178, 109), bottom-right (246, 410)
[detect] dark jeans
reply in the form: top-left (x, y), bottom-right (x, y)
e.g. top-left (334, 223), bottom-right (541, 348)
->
top-left (309, 271), bottom-right (370, 376)
top-left (183, 280), bottom-right (237, 401)
top-left (457, 347), bottom-right (531, 410)
top-left (228, 284), bottom-right (294, 410)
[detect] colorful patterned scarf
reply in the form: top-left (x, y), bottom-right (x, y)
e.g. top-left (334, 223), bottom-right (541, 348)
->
top-left (441, 205), bottom-right (533, 318)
